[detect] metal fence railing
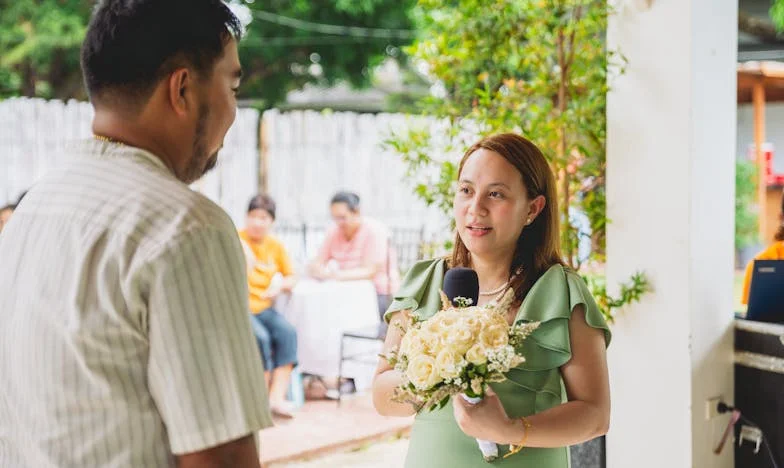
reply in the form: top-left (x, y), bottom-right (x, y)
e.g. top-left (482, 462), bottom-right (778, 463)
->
top-left (274, 224), bottom-right (427, 275)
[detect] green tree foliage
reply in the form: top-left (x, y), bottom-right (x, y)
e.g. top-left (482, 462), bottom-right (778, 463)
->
top-left (0, 0), bottom-right (92, 99)
top-left (238, 0), bottom-right (417, 108)
top-left (771, 0), bottom-right (784, 31)
top-left (386, 0), bottom-right (649, 321)
top-left (0, 0), bottom-right (417, 106)
top-left (735, 158), bottom-right (759, 251)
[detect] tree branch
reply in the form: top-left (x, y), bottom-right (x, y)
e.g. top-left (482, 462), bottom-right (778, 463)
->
top-left (565, 5), bottom-right (583, 74)
top-left (739, 10), bottom-right (781, 42)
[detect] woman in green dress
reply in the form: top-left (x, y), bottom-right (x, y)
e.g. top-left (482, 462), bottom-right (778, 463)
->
top-left (372, 133), bottom-right (611, 467)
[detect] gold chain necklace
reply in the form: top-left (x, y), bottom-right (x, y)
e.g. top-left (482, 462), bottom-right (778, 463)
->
top-left (93, 134), bottom-right (124, 146)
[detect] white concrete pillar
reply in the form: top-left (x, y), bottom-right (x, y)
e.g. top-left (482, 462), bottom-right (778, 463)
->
top-left (606, 1), bottom-right (737, 467)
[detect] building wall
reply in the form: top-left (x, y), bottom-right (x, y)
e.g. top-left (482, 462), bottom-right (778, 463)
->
top-left (606, 1), bottom-right (736, 467)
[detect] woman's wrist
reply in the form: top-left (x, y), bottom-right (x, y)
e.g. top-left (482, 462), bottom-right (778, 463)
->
top-left (497, 416), bottom-right (528, 445)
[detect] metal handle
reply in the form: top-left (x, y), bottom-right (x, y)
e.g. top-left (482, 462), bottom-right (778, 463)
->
top-left (739, 425), bottom-right (763, 454)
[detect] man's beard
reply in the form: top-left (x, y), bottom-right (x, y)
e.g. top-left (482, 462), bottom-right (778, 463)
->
top-left (182, 104), bottom-right (220, 184)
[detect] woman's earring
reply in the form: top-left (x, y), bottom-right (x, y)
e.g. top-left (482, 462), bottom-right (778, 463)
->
top-left (526, 217), bottom-right (532, 225)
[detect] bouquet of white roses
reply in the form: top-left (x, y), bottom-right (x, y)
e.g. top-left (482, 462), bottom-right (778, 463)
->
top-left (383, 288), bottom-right (539, 461)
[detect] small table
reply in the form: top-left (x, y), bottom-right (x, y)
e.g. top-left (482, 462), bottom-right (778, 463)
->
top-left (281, 279), bottom-right (381, 390)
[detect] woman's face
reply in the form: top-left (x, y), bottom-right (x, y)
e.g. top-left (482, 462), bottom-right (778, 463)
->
top-left (330, 202), bottom-right (361, 237)
top-left (246, 208), bottom-right (274, 242)
top-left (454, 148), bottom-right (534, 262)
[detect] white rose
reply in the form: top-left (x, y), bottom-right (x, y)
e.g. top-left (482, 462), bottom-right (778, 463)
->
top-left (465, 344), bottom-right (488, 365)
top-left (419, 329), bottom-right (442, 356)
top-left (446, 326), bottom-right (475, 355)
top-left (435, 348), bottom-right (465, 380)
top-left (480, 324), bottom-right (509, 349)
top-left (439, 310), bottom-right (460, 327)
top-left (407, 355), bottom-right (442, 390)
top-left (462, 315), bottom-right (483, 335)
top-left (401, 329), bottom-right (427, 357)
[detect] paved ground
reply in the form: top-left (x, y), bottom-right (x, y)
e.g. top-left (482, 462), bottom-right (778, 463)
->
top-left (260, 393), bottom-right (412, 466)
top-left (272, 437), bottom-right (409, 467)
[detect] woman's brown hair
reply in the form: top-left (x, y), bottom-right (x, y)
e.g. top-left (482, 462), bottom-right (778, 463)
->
top-left (775, 191), bottom-right (784, 242)
top-left (450, 133), bottom-right (564, 302)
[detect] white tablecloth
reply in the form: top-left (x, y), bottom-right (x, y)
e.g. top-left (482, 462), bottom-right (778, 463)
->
top-left (280, 279), bottom-right (381, 389)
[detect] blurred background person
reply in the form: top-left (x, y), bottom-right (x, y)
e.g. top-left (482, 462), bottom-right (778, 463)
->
top-left (742, 190), bottom-right (784, 304)
top-left (240, 194), bottom-right (299, 419)
top-left (309, 191), bottom-right (400, 321)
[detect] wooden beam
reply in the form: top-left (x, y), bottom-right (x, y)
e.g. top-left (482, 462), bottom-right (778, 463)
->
top-left (753, 79), bottom-right (768, 243)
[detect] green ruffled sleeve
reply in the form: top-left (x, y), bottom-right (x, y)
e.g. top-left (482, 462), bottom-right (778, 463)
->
top-left (504, 265), bottom-right (611, 410)
top-left (513, 264), bottom-right (610, 368)
top-left (384, 258), bottom-right (446, 323)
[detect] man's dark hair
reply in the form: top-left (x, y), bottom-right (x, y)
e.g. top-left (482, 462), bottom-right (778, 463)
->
top-left (331, 191), bottom-right (361, 212)
top-left (80, 0), bottom-right (242, 106)
top-left (248, 194), bottom-right (276, 220)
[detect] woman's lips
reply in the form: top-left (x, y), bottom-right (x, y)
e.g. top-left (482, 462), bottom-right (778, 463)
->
top-left (466, 225), bottom-right (492, 237)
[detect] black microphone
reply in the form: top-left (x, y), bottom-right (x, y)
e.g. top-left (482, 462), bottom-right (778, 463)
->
top-left (443, 267), bottom-right (479, 307)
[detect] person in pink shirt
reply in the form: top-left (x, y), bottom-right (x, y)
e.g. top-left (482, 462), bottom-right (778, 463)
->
top-left (309, 191), bottom-right (400, 319)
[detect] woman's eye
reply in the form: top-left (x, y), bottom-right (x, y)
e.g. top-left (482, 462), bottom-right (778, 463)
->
top-left (489, 191), bottom-right (504, 199)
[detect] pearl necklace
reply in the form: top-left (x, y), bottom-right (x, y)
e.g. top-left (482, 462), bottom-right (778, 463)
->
top-left (479, 280), bottom-right (510, 297)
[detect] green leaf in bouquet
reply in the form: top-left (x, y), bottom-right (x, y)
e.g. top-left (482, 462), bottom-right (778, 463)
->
top-left (476, 363), bottom-right (488, 375)
top-left (437, 396), bottom-right (450, 409)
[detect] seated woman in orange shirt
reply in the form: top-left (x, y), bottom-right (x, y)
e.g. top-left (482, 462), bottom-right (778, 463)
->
top-left (239, 195), bottom-right (298, 418)
top-left (741, 192), bottom-right (784, 304)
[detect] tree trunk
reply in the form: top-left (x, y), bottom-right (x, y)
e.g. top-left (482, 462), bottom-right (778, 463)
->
top-left (556, 27), bottom-right (574, 268)
top-left (21, 60), bottom-right (36, 96)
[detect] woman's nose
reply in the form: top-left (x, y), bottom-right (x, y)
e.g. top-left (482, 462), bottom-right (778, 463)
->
top-left (467, 195), bottom-right (486, 217)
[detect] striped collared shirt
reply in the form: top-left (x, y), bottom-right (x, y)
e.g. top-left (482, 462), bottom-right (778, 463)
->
top-left (0, 140), bottom-right (272, 467)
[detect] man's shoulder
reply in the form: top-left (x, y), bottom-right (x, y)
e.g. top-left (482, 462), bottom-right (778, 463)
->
top-left (145, 192), bottom-right (238, 254)
top-left (75, 156), bottom-right (238, 255)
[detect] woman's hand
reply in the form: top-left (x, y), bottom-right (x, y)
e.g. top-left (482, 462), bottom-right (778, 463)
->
top-left (452, 387), bottom-right (517, 444)
top-left (310, 264), bottom-right (334, 281)
top-left (260, 286), bottom-right (282, 301)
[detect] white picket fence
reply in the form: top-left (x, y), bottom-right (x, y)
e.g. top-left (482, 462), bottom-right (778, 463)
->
top-left (262, 109), bottom-right (449, 229)
top-left (0, 98), bottom-right (259, 226)
top-left (0, 100), bottom-right (451, 264)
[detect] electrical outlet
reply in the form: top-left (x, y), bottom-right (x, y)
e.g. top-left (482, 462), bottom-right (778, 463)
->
top-left (705, 396), bottom-right (723, 420)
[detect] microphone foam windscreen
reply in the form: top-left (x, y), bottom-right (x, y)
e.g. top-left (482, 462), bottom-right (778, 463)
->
top-left (443, 267), bottom-right (479, 306)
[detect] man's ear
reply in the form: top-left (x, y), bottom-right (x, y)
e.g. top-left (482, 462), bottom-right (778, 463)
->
top-left (167, 68), bottom-right (193, 117)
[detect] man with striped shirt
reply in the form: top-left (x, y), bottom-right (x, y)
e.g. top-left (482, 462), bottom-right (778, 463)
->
top-left (0, 1), bottom-right (272, 467)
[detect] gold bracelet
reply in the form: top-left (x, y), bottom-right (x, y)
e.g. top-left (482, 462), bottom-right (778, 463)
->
top-left (504, 416), bottom-right (532, 459)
